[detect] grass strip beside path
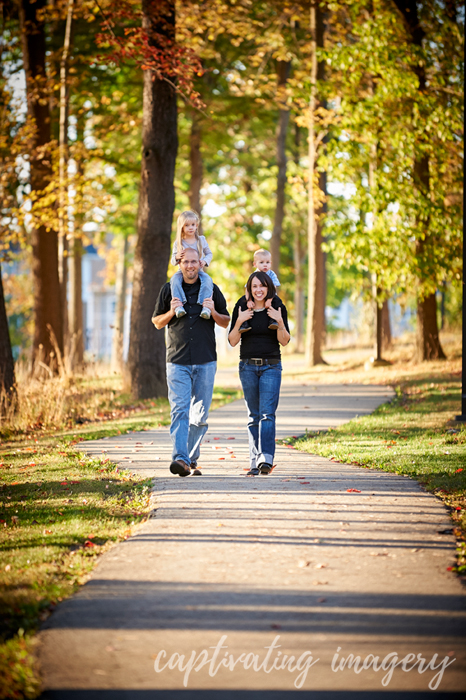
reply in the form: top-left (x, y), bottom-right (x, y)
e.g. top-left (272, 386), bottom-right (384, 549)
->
top-left (279, 370), bottom-right (466, 576)
top-left (0, 385), bottom-right (241, 699)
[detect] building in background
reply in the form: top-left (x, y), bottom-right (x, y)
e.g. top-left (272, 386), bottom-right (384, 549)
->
top-left (82, 244), bottom-right (131, 362)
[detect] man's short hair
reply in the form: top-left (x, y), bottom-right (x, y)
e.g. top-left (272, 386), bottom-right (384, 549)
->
top-left (253, 248), bottom-right (270, 261)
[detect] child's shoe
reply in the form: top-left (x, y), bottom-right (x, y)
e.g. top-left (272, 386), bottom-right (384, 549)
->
top-left (200, 307), bottom-right (211, 319)
top-left (268, 321), bottom-right (279, 330)
top-left (239, 321), bottom-right (252, 333)
top-left (175, 306), bottom-right (186, 318)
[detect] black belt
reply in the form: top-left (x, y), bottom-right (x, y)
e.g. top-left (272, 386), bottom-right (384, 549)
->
top-left (242, 358), bottom-right (281, 366)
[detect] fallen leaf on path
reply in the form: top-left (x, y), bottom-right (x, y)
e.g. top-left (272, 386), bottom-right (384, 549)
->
top-left (218, 457), bottom-right (225, 460)
top-left (347, 489), bottom-right (361, 493)
top-left (299, 481), bottom-right (310, 485)
top-left (317, 597), bottom-right (326, 603)
top-left (298, 560), bottom-right (310, 568)
top-left (270, 624), bottom-right (282, 629)
top-left (315, 563), bottom-right (327, 569)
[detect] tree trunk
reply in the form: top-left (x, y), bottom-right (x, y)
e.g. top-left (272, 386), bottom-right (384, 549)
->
top-left (317, 168), bottom-right (327, 348)
top-left (68, 111), bottom-right (85, 368)
top-left (293, 227), bottom-right (305, 353)
top-left (292, 124), bottom-right (305, 353)
top-left (392, 0), bottom-right (446, 361)
top-left (188, 109), bottom-right (203, 215)
top-left (414, 293), bottom-right (446, 361)
top-left (0, 264), bottom-right (16, 414)
top-left (270, 60), bottom-right (291, 276)
top-left (305, 1), bottom-right (326, 366)
top-left (58, 0), bottom-right (74, 351)
top-left (68, 233), bottom-right (84, 367)
top-left (381, 299), bottom-right (392, 350)
top-left (111, 236), bottom-right (128, 374)
top-left (20, 0), bottom-right (63, 364)
top-left (372, 283), bottom-right (383, 363)
top-left (128, 0), bottom-right (178, 399)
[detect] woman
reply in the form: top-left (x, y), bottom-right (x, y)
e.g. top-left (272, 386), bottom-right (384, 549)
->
top-left (228, 271), bottom-right (290, 475)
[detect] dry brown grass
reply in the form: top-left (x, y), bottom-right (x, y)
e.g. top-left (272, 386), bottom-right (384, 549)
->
top-left (0, 362), bottom-right (160, 439)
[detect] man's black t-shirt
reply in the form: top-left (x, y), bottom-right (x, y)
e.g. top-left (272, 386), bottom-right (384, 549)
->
top-left (230, 296), bottom-right (290, 360)
top-left (153, 277), bottom-right (229, 365)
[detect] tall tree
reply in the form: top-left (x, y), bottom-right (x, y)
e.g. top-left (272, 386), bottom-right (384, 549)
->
top-left (188, 109), bottom-right (203, 215)
top-left (19, 0), bottom-right (63, 363)
top-left (305, 0), bottom-right (327, 366)
top-left (392, 0), bottom-right (445, 361)
top-left (0, 264), bottom-right (16, 413)
top-left (270, 60), bottom-right (291, 275)
top-left (127, 0), bottom-right (178, 399)
top-left (111, 236), bottom-right (128, 374)
top-left (57, 0), bottom-right (74, 349)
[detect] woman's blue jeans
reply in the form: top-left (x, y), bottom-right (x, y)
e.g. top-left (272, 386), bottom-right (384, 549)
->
top-left (239, 361), bottom-right (282, 469)
top-left (170, 269), bottom-right (213, 306)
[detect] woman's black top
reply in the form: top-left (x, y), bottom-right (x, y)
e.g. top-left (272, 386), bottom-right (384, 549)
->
top-left (230, 296), bottom-right (290, 360)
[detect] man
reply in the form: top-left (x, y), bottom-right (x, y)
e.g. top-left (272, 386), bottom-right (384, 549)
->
top-left (152, 249), bottom-right (230, 477)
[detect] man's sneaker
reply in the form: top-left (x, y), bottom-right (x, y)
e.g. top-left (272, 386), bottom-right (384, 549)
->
top-left (268, 321), bottom-right (279, 330)
top-left (239, 322), bottom-right (252, 333)
top-left (169, 460), bottom-right (191, 477)
top-left (200, 307), bottom-right (211, 320)
top-left (175, 306), bottom-right (187, 318)
top-left (246, 467), bottom-right (260, 476)
top-left (258, 462), bottom-right (273, 475)
top-left (190, 462), bottom-right (202, 475)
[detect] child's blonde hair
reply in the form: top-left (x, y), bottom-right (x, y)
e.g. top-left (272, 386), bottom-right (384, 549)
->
top-left (253, 248), bottom-right (271, 262)
top-left (176, 210), bottom-right (202, 259)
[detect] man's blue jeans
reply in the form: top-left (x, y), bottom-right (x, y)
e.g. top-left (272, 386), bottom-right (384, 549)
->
top-left (239, 361), bottom-right (282, 469)
top-left (166, 361), bottom-right (217, 466)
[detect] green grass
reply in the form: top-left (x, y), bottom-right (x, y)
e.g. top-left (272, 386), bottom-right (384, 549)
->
top-left (0, 383), bottom-right (241, 698)
top-left (0, 444), bottom-right (152, 698)
top-left (279, 371), bottom-right (466, 575)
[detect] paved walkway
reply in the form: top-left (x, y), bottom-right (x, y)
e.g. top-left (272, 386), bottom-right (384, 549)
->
top-left (39, 384), bottom-right (466, 698)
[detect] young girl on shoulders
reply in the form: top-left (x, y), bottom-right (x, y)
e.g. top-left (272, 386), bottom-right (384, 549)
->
top-left (170, 210), bottom-right (214, 319)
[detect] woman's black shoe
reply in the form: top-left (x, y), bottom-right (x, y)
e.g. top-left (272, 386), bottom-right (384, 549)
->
top-left (259, 463), bottom-right (273, 475)
top-left (239, 322), bottom-right (252, 333)
top-left (247, 467), bottom-right (260, 476)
